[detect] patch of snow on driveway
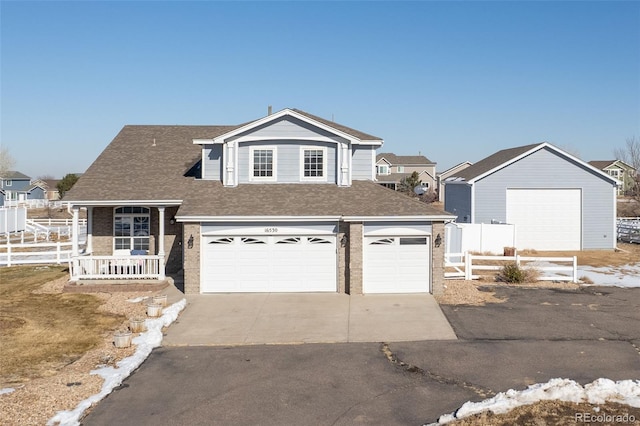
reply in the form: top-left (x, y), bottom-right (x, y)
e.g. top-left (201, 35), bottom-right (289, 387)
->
top-left (429, 378), bottom-right (640, 425)
top-left (47, 298), bottom-right (187, 426)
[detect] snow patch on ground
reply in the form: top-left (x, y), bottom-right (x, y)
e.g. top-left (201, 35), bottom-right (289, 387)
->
top-left (47, 298), bottom-right (186, 426)
top-left (578, 264), bottom-right (640, 288)
top-left (125, 296), bottom-right (146, 303)
top-left (0, 387), bottom-right (15, 395)
top-left (429, 378), bottom-right (640, 425)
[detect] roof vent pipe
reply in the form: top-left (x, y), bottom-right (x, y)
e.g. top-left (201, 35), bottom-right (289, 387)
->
top-left (268, 105), bottom-right (272, 115)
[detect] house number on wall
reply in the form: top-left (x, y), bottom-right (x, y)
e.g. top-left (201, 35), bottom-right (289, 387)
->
top-left (264, 227), bottom-right (278, 233)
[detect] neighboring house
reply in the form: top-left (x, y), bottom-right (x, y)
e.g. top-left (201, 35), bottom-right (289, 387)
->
top-left (444, 142), bottom-right (618, 251)
top-left (43, 179), bottom-right (61, 200)
top-left (437, 161), bottom-right (473, 202)
top-left (64, 108), bottom-right (455, 295)
top-left (0, 171), bottom-right (47, 207)
top-left (588, 160), bottom-right (637, 196)
top-left (375, 153), bottom-right (437, 192)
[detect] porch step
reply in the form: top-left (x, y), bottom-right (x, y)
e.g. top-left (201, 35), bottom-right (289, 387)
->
top-left (63, 280), bottom-right (170, 293)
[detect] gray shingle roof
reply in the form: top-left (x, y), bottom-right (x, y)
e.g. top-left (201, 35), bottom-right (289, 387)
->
top-left (292, 109), bottom-right (382, 141)
top-left (376, 153), bottom-right (434, 165)
top-left (0, 171), bottom-right (31, 180)
top-left (65, 123), bottom-right (451, 219)
top-left (588, 160), bottom-right (616, 170)
top-left (449, 144), bottom-right (541, 181)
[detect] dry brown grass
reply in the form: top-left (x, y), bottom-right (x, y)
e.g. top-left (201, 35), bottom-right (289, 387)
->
top-left (0, 266), bottom-right (123, 386)
top-left (449, 399), bottom-right (640, 425)
top-left (519, 242), bottom-right (640, 268)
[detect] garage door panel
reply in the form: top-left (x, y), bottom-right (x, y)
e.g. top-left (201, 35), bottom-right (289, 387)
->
top-left (363, 236), bottom-right (430, 294)
top-left (507, 189), bottom-right (581, 251)
top-left (202, 235), bottom-right (336, 293)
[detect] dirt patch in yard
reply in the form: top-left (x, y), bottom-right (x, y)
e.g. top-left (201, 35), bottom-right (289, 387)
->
top-left (519, 242), bottom-right (640, 268)
top-left (0, 266), bottom-right (162, 426)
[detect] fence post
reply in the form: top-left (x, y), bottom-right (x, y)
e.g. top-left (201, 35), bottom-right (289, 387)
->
top-left (516, 254), bottom-right (521, 267)
top-left (7, 239), bottom-right (11, 267)
top-left (21, 231), bottom-right (25, 244)
top-left (56, 241), bottom-right (61, 265)
top-left (465, 252), bottom-right (471, 280)
top-left (572, 256), bottom-right (578, 283)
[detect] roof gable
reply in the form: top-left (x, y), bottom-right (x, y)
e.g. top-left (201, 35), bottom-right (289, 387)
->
top-left (589, 160), bottom-right (636, 172)
top-left (451, 143), bottom-right (619, 185)
top-left (195, 108), bottom-right (383, 145)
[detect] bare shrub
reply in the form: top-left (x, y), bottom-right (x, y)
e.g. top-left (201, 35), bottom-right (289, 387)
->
top-left (496, 263), bottom-right (539, 283)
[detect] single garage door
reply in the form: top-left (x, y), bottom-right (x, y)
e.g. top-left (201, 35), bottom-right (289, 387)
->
top-left (201, 235), bottom-right (336, 292)
top-left (363, 236), bottom-right (430, 293)
top-left (506, 188), bottom-right (581, 251)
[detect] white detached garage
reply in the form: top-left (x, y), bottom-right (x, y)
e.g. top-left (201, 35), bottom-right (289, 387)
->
top-left (444, 142), bottom-right (618, 251)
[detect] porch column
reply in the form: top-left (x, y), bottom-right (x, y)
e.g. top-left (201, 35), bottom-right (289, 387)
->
top-left (71, 206), bottom-right (79, 257)
top-left (157, 206), bottom-right (166, 280)
top-left (86, 206), bottom-right (93, 254)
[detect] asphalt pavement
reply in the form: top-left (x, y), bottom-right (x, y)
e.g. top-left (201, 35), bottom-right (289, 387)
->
top-left (82, 286), bottom-right (640, 426)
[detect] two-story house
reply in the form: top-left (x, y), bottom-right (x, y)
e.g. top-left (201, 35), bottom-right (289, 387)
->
top-left (375, 153), bottom-right (437, 193)
top-left (64, 109), bottom-right (454, 295)
top-left (588, 160), bottom-right (637, 196)
top-left (0, 171), bottom-right (47, 207)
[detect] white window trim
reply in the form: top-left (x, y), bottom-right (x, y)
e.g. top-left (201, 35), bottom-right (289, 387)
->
top-left (300, 146), bottom-right (328, 182)
top-left (377, 164), bottom-right (390, 175)
top-left (113, 206), bottom-right (151, 254)
top-left (397, 166), bottom-right (404, 173)
top-left (249, 146), bottom-right (277, 182)
top-left (5, 180), bottom-right (12, 187)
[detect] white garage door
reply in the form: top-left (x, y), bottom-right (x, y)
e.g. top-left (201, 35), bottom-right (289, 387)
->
top-left (202, 235), bottom-right (336, 293)
top-left (363, 236), bottom-right (430, 293)
top-left (506, 189), bottom-right (581, 251)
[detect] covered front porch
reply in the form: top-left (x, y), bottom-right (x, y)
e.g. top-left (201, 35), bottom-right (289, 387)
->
top-left (68, 202), bottom-right (183, 282)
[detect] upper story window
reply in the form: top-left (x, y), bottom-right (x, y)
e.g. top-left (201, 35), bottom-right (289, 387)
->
top-left (114, 206), bottom-right (150, 253)
top-left (376, 164), bottom-right (389, 175)
top-left (397, 166), bottom-right (404, 173)
top-left (301, 147), bottom-right (327, 181)
top-left (250, 147), bottom-right (277, 181)
top-left (607, 169), bottom-right (621, 178)
top-left (5, 180), bottom-right (12, 187)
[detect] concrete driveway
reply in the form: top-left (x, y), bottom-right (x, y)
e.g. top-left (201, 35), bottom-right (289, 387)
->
top-left (82, 286), bottom-right (640, 426)
top-left (162, 292), bottom-right (457, 346)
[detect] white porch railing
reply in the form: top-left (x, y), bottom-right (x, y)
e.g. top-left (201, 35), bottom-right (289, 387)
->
top-left (69, 255), bottom-right (164, 281)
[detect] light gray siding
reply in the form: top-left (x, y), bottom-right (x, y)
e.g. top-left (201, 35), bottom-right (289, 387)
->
top-left (202, 221), bottom-right (338, 234)
top-left (352, 146), bottom-right (375, 180)
top-left (237, 141), bottom-right (337, 184)
top-left (229, 116), bottom-right (348, 144)
top-left (472, 147), bottom-right (616, 249)
top-left (444, 183), bottom-right (472, 223)
top-left (203, 144), bottom-right (223, 180)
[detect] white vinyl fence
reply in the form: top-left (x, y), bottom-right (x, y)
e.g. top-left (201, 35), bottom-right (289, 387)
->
top-left (617, 218), bottom-right (640, 243)
top-left (0, 241), bottom-right (73, 266)
top-left (0, 207), bottom-right (27, 234)
top-left (445, 222), bottom-right (516, 255)
top-left (445, 252), bottom-right (578, 282)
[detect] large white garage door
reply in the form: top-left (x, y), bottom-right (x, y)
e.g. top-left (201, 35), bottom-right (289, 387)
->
top-left (202, 235), bottom-right (336, 293)
top-left (363, 236), bottom-right (430, 293)
top-left (506, 189), bottom-right (581, 251)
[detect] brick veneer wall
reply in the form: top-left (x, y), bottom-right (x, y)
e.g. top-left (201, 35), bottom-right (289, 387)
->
top-left (348, 222), bottom-right (363, 294)
top-left (183, 223), bottom-right (200, 294)
top-left (337, 221), bottom-right (348, 293)
top-left (431, 221), bottom-right (446, 296)
top-left (89, 206), bottom-right (182, 273)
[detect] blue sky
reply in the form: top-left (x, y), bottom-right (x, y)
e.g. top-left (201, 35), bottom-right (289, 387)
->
top-left (1, 1), bottom-right (639, 178)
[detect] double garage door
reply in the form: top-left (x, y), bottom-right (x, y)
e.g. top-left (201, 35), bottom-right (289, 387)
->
top-left (202, 235), bottom-right (337, 293)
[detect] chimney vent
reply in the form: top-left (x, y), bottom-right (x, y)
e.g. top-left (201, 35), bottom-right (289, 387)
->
top-left (268, 105), bottom-right (272, 115)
